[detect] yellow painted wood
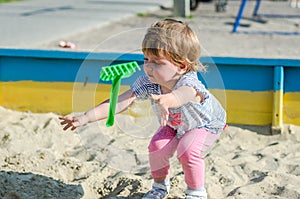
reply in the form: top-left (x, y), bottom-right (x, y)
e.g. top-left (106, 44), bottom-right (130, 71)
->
top-left (211, 89), bottom-right (273, 125)
top-left (4, 81), bottom-right (300, 127)
top-left (0, 81), bottom-right (129, 115)
top-left (272, 90), bottom-right (283, 132)
top-left (283, 92), bottom-right (300, 126)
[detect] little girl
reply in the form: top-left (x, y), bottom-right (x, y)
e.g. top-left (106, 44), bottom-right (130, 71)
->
top-left (60, 18), bottom-right (226, 199)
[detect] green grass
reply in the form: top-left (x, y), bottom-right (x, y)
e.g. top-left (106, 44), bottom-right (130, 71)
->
top-left (136, 12), bottom-right (150, 17)
top-left (0, 0), bottom-right (23, 4)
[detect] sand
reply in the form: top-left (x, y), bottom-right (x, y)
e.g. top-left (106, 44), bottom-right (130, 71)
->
top-left (1, 1), bottom-right (300, 199)
top-left (1, 106), bottom-right (300, 199)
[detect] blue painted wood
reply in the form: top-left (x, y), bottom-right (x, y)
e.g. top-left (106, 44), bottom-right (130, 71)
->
top-left (285, 67), bottom-right (300, 92)
top-left (1, 48), bottom-right (300, 92)
top-left (1, 56), bottom-right (81, 82)
top-left (273, 66), bottom-right (284, 92)
top-left (198, 65), bottom-right (273, 91)
top-left (200, 56), bottom-right (300, 67)
top-left (0, 49), bottom-right (144, 84)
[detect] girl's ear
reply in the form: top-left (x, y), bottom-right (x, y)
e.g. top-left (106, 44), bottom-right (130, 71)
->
top-left (177, 61), bottom-right (189, 74)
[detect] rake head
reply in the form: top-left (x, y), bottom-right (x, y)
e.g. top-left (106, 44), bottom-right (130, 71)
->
top-left (100, 61), bottom-right (141, 81)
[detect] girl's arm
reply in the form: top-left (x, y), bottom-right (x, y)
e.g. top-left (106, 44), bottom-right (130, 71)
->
top-left (60, 89), bottom-right (136, 131)
top-left (151, 86), bottom-right (200, 126)
top-left (151, 86), bottom-right (200, 108)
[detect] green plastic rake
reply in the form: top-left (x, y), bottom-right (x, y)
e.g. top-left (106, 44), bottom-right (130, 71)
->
top-left (100, 61), bottom-right (141, 127)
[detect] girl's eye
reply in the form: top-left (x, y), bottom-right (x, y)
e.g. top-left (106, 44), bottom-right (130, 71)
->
top-left (143, 57), bottom-right (163, 67)
top-left (145, 62), bottom-right (161, 68)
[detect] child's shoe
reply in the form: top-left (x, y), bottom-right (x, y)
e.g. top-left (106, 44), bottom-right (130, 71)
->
top-left (142, 182), bottom-right (169, 199)
top-left (185, 188), bottom-right (207, 199)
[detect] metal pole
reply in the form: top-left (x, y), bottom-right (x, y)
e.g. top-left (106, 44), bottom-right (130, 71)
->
top-left (173, 0), bottom-right (190, 17)
top-left (253, 0), bottom-right (262, 16)
top-left (232, 0), bottom-right (248, 33)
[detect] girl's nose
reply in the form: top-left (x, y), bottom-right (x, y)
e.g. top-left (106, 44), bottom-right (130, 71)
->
top-left (144, 63), bottom-right (153, 71)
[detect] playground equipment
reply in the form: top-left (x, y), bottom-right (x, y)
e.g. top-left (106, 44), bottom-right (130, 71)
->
top-left (233, 0), bottom-right (300, 34)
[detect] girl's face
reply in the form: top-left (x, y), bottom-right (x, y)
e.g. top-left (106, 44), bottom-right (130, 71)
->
top-left (143, 54), bottom-right (182, 89)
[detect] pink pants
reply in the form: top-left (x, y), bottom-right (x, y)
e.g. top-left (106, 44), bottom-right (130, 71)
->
top-left (148, 126), bottom-right (221, 189)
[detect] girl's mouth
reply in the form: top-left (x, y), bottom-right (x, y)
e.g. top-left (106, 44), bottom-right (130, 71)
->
top-left (147, 73), bottom-right (153, 78)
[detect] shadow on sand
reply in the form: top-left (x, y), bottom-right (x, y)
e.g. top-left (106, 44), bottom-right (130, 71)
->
top-left (0, 171), bottom-right (84, 199)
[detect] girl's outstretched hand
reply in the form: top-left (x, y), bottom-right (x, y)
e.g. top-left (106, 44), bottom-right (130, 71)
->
top-left (59, 116), bottom-right (80, 131)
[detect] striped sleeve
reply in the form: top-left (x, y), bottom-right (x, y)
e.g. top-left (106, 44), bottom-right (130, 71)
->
top-left (130, 76), bottom-right (160, 100)
top-left (174, 72), bottom-right (209, 101)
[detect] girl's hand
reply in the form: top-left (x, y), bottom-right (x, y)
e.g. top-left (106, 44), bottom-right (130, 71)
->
top-left (150, 94), bottom-right (169, 126)
top-left (59, 115), bottom-right (88, 131)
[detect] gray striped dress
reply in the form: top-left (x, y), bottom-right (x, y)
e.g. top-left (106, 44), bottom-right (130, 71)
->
top-left (131, 72), bottom-right (226, 138)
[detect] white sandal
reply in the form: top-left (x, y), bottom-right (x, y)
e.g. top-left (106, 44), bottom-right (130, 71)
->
top-left (185, 188), bottom-right (207, 199)
top-left (142, 182), bottom-right (169, 199)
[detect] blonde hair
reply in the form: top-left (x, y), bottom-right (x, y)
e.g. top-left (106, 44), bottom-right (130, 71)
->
top-left (142, 18), bottom-right (205, 72)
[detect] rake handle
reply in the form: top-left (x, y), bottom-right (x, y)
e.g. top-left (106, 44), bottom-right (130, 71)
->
top-left (106, 75), bottom-right (122, 127)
